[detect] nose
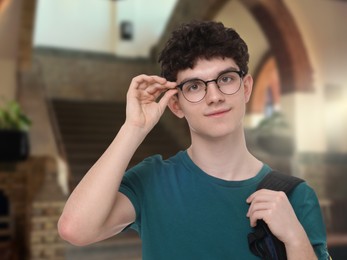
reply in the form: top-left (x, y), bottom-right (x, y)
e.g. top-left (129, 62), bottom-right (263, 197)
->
top-left (204, 81), bottom-right (225, 104)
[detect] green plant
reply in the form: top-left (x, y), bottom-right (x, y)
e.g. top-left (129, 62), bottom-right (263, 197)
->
top-left (256, 111), bottom-right (291, 136)
top-left (0, 100), bottom-right (31, 131)
top-left (254, 111), bottom-right (294, 155)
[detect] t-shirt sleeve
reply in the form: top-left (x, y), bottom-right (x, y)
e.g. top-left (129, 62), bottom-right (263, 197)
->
top-left (119, 166), bottom-right (144, 232)
top-left (289, 182), bottom-right (331, 259)
top-left (118, 155), bottom-right (161, 233)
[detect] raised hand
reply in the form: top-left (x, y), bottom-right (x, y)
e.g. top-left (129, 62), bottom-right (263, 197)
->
top-left (125, 74), bottom-right (178, 133)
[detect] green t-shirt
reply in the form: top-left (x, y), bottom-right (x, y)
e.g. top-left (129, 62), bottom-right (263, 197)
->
top-left (119, 150), bottom-right (329, 259)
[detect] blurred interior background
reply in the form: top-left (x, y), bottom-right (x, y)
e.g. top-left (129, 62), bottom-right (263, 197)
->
top-left (0, 0), bottom-right (347, 259)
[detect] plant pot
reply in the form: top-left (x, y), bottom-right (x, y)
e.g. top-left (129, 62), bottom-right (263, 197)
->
top-left (0, 130), bottom-right (30, 162)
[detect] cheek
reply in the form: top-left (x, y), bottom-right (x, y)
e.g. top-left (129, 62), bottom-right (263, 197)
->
top-left (235, 101), bottom-right (247, 120)
top-left (180, 107), bottom-right (202, 128)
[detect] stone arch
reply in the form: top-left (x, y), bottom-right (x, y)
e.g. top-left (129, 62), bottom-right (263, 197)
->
top-left (241, 0), bottom-right (313, 94)
top-left (248, 52), bottom-right (281, 115)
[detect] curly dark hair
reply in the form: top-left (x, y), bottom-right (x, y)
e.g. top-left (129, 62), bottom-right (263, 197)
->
top-left (158, 20), bottom-right (249, 82)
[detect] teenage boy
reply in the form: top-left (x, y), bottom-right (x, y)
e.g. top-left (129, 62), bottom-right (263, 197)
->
top-left (58, 20), bottom-right (329, 259)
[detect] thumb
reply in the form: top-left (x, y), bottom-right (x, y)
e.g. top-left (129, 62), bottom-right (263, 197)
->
top-left (158, 89), bottom-right (178, 112)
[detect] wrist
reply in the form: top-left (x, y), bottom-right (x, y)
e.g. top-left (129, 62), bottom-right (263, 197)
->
top-left (283, 225), bottom-right (311, 250)
top-left (118, 122), bottom-right (149, 145)
top-left (122, 120), bottom-right (150, 134)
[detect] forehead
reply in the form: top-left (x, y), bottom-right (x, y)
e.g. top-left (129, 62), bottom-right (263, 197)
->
top-left (176, 57), bottom-right (239, 83)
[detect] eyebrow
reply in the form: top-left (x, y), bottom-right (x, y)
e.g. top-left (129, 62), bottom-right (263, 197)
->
top-left (178, 66), bottom-right (240, 85)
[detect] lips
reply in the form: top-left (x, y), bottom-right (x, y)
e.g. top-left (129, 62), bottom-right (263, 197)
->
top-left (205, 108), bottom-right (231, 117)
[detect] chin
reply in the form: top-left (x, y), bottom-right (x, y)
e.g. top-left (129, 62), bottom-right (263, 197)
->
top-left (192, 125), bottom-right (241, 141)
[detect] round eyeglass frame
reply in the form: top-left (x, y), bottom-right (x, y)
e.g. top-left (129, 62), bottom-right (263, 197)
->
top-left (176, 70), bottom-right (245, 103)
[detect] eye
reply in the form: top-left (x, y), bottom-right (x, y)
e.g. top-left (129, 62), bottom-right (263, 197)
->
top-left (183, 80), bottom-right (205, 92)
top-left (218, 72), bottom-right (237, 85)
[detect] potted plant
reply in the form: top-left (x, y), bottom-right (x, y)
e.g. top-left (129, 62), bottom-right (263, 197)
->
top-left (0, 100), bottom-right (31, 161)
top-left (254, 111), bottom-right (294, 156)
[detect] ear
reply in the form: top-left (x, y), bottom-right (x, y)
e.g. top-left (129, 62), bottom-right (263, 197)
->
top-left (243, 74), bottom-right (253, 103)
top-left (168, 94), bottom-right (185, 119)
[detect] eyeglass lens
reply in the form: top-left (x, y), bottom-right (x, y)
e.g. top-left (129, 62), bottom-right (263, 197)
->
top-left (181, 71), bottom-right (242, 103)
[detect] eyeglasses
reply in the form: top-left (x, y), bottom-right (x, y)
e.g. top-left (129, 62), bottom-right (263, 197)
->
top-left (176, 70), bottom-right (245, 103)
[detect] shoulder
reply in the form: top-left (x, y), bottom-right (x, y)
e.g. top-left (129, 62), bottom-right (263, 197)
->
top-left (131, 151), bottom-right (183, 170)
top-left (257, 170), bottom-right (304, 192)
top-left (288, 181), bottom-right (323, 220)
top-left (290, 181), bottom-right (317, 201)
top-left (259, 170), bottom-right (314, 199)
top-left (124, 152), bottom-right (183, 181)
top-left (258, 171), bottom-right (319, 211)
top-left (130, 154), bottom-right (165, 171)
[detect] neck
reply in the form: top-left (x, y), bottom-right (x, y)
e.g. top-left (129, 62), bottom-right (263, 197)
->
top-left (188, 129), bottom-right (262, 181)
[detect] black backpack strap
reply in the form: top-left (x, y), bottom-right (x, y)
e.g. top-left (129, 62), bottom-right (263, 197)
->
top-left (256, 171), bottom-right (304, 194)
top-left (248, 171), bottom-right (304, 260)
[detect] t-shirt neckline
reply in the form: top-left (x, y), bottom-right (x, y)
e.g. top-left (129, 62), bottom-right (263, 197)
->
top-left (178, 150), bottom-right (270, 187)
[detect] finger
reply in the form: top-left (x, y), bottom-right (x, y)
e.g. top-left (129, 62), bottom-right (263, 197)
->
top-left (145, 82), bottom-right (176, 95)
top-left (247, 201), bottom-right (273, 218)
top-left (147, 75), bottom-right (170, 84)
top-left (128, 75), bottom-right (162, 91)
top-left (142, 84), bottom-right (174, 102)
top-left (144, 75), bottom-right (177, 89)
top-left (158, 89), bottom-right (178, 111)
top-left (136, 75), bottom-right (171, 90)
top-left (247, 190), bottom-right (284, 216)
top-left (249, 209), bottom-right (271, 227)
top-left (246, 189), bottom-right (282, 203)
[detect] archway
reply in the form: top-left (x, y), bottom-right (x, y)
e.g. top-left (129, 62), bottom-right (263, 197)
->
top-left (249, 53), bottom-right (281, 117)
top-left (241, 0), bottom-right (313, 94)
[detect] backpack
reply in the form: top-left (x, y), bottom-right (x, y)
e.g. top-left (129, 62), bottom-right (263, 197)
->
top-left (247, 171), bottom-right (304, 260)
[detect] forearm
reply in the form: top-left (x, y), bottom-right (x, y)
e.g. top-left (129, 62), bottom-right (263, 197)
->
top-left (58, 123), bottom-right (147, 243)
top-left (285, 225), bottom-right (317, 260)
